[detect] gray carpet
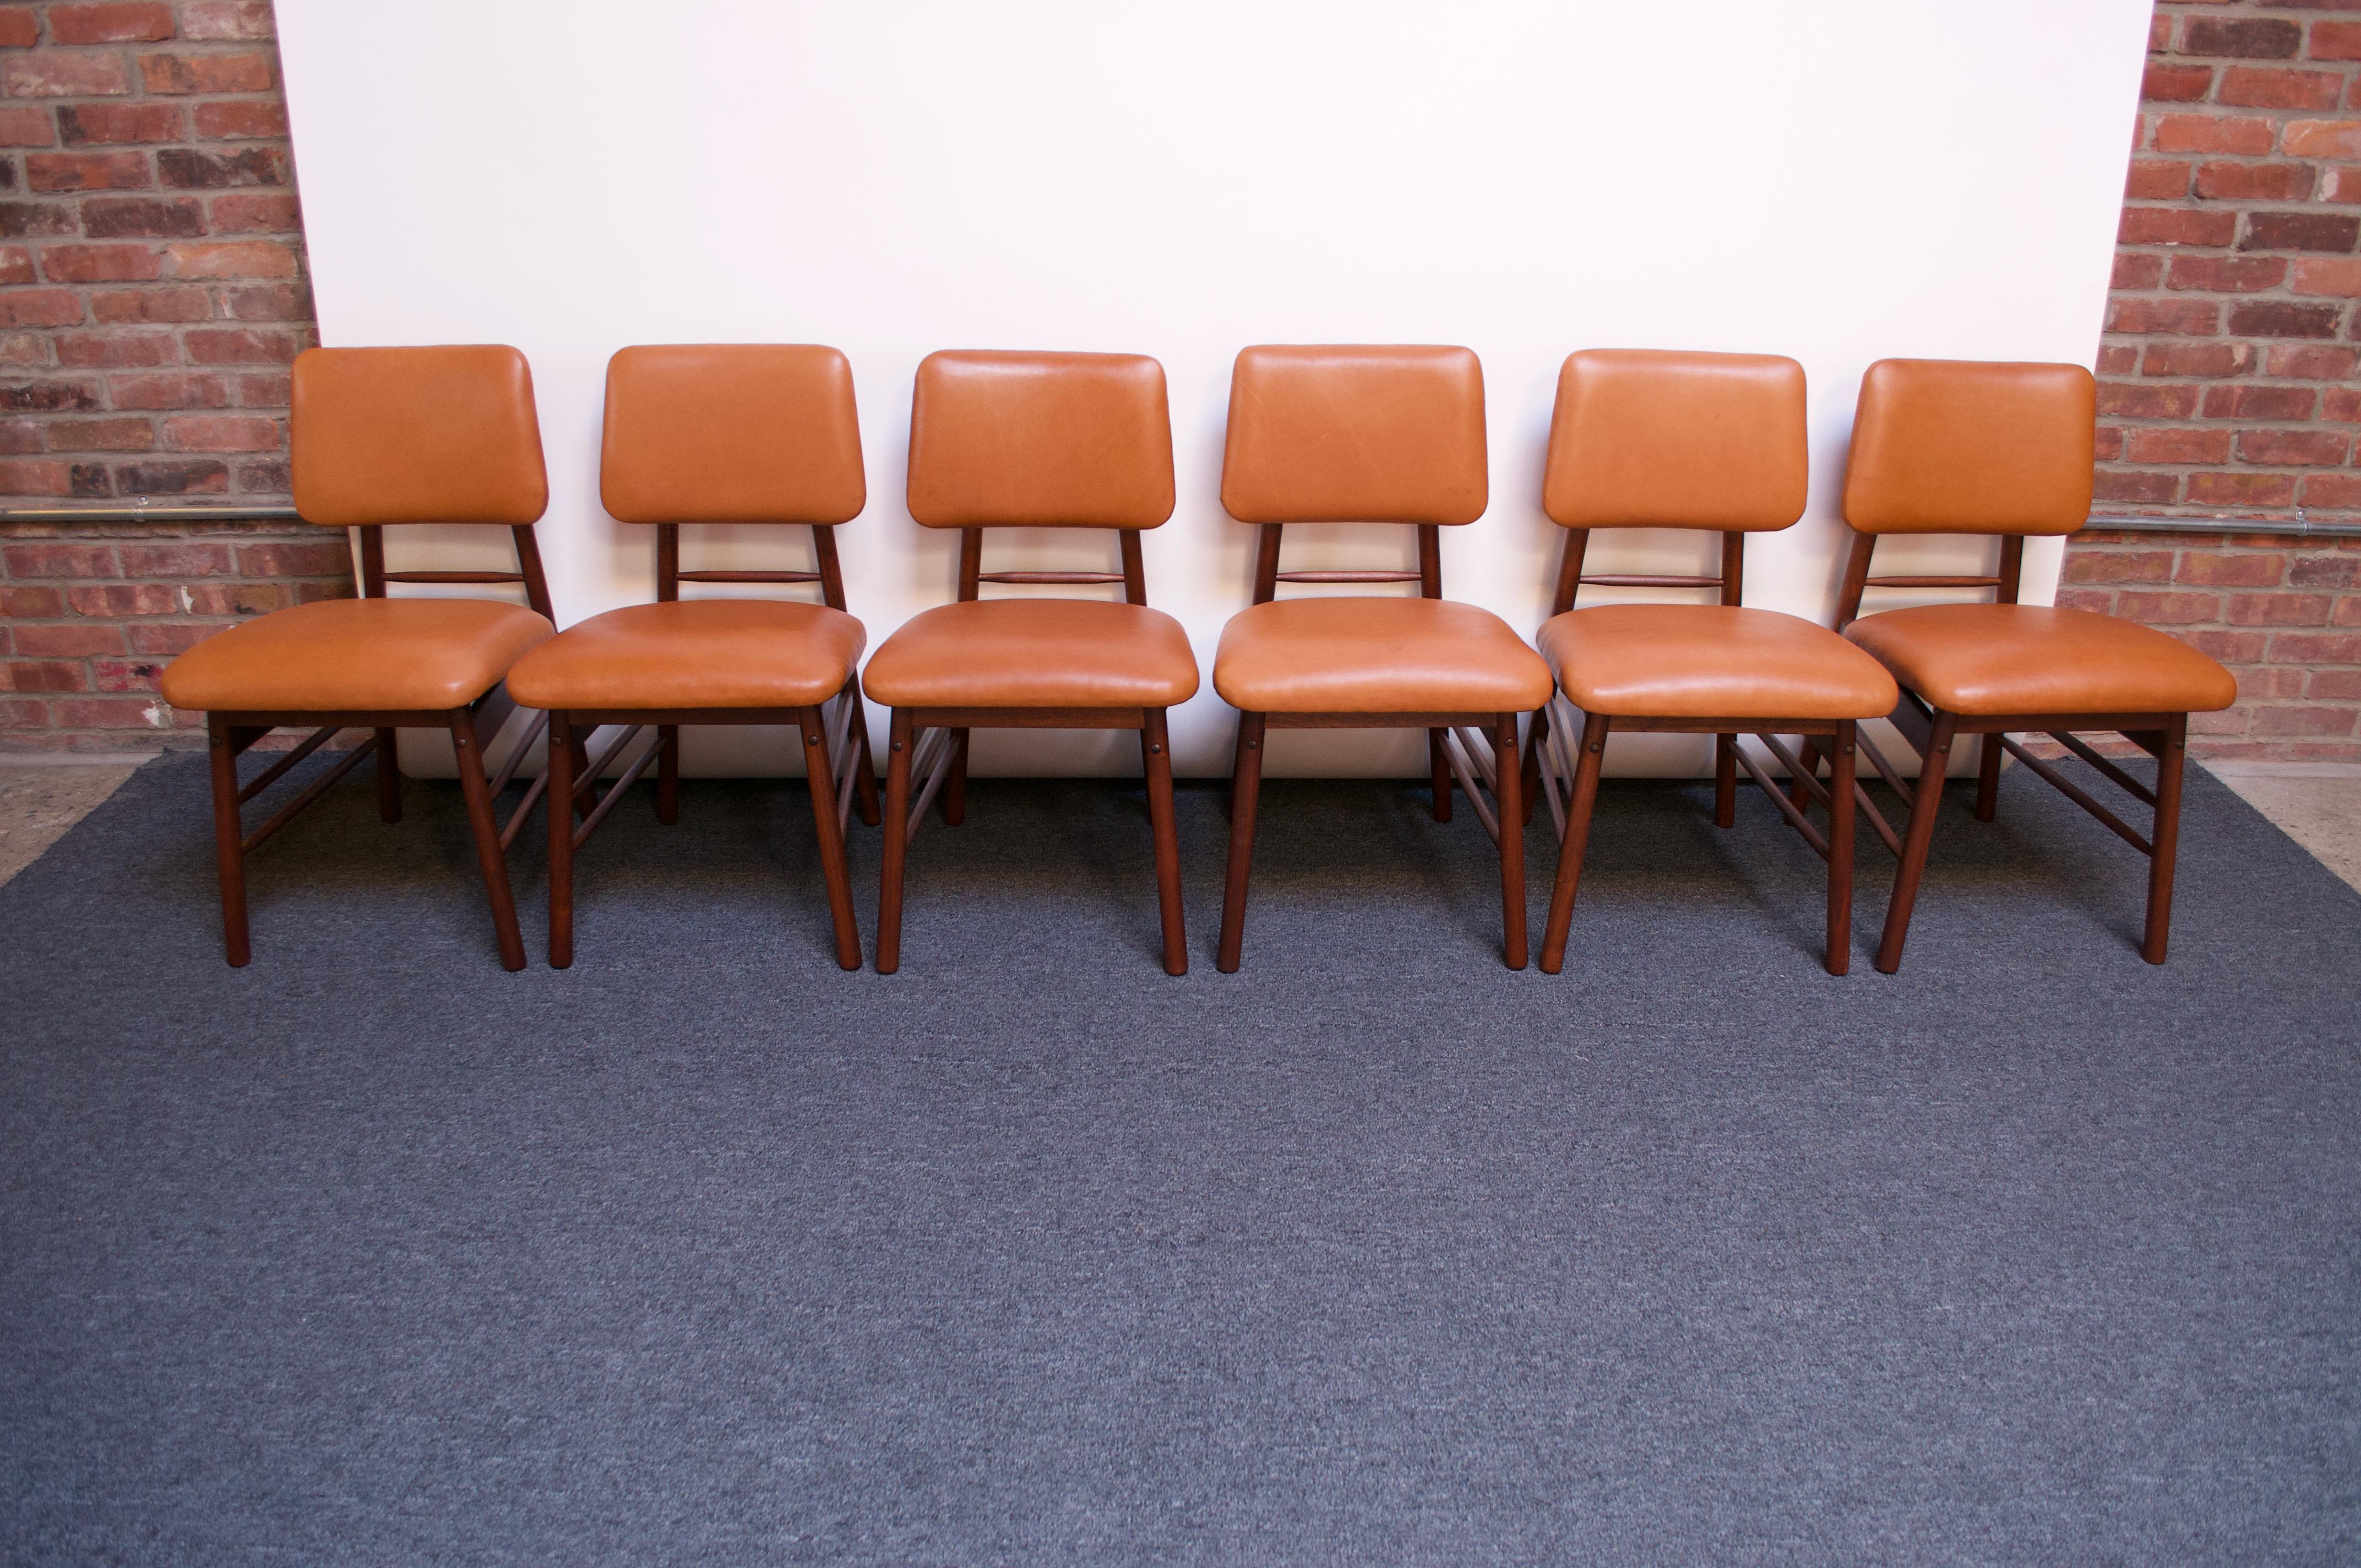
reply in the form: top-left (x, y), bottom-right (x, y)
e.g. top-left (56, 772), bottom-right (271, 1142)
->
top-left (3, 750), bottom-right (2357, 1566)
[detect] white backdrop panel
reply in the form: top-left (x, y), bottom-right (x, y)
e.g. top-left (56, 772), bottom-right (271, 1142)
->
top-left (274, 0), bottom-right (2150, 777)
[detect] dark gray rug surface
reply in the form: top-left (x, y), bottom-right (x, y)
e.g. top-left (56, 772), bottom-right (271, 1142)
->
top-left (3, 752), bottom-right (2357, 1566)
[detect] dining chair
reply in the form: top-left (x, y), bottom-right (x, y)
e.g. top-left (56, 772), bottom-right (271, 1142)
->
top-left (1211, 344), bottom-right (1551, 971)
top-left (859, 350), bottom-right (1198, 974)
top-left (1523, 349), bottom-right (1898, 976)
top-left (1832, 357), bottom-right (2237, 972)
top-left (159, 344), bottom-right (556, 970)
top-left (503, 344), bottom-right (880, 970)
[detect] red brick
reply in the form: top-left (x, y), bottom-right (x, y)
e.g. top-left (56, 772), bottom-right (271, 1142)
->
top-left (115, 456), bottom-right (226, 494)
top-left (107, 370), bottom-right (226, 409)
top-left (2117, 590), bottom-right (2225, 623)
top-left (2179, 549), bottom-right (2287, 585)
top-left (89, 657), bottom-right (164, 693)
top-left (218, 282), bottom-right (306, 323)
top-left (161, 413), bottom-right (273, 451)
top-left (0, 9), bottom-right (36, 48)
top-left (125, 620), bottom-right (215, 655)
top-left (138, 51), bottom-right (271, 94)
top-left (2181, 18), bottom-right (2304, 58)
top-left (2202, 384), bottom-right (2316, 419)
top-left (181, 1), bottom-right (273, 40)
top-left (0, 107), bottom-right (54, 148)
top-left (2098, 382), bottom-right (2202, 418)
top-left (2189, 470), bottom-right (2300, 505)
top-left (2120, 207), bottom-right (2239, 246)
top-left (2193, 161), bottom-right (2314, 201)
top-left (2, 55), bottom-right (132, 97)
top-left (2268, 632), bottom-right (2361, 664)
top-left (2331, 168), bottom-right (2361, 204)
top-left (2154, 114), bottom-right (2277, 154)
top-left (26, 151), bottom-right (150, 192)
top-left (2108, 298), bottom-right (2219, 334)
top-left (190, 100), bottom-right (285, 140)
top-left (116, 540), bottom-right (230, 575)
top-left (0, 585), bottom-right (64, 617)
top-left (2185, 631), bottom-right (2268, 668)
top-left (43, 415), bottom-right (153, 450)
top-left (2291, 554), bottom-right (2361, 589)
top-left (2094, 425), bottom-right (2124, 461)
top-left (2144, 64), bottom-right (2215, 101)
top-left (2315, 20), bottom-right (2361, 61)
top-left (55, 103), bottom-right (180, 146)
top-left (2228, 592), bottom-right (2336, 624)
top-left (2301, 473), bottom-right (2361, 508)
top-left (3, 541), bottom-right (115, 576)
top-left (231, 369), bottom-right (285, 404)
top-left (0, 379), bottom-right (100, 412)
top-left (2128, 427), bottom-right (2235, 463)
top-left (208, 191), bottom-right (296, 233)
top-left (2239, 428), bottom-right (2351, 463)
top-left (54, 331), bottom-right (174, 368)
top-left (2127, 159), bottom-right (2190, 200)
top-left (2167, 254), bottom-right (2287, 291)
top-left (2267, 344), bottom-right (2360, 378)
top-left (2099, 344), bottom-right (2140, 374)
top-left (0, 458), bottom-right (103, 494)
top-left (2228, 300), bottom-right (2343, 336)
top-left (2054, 587), bottom-right (2117, 614)
top-left (2, 660), bottom-right (88, 693)
top-left (0, 407), bottom-right (39, 436)
top-left (2143, 341), bottom-right (2253, 376)
top-left (180, 580), bottom-right (276, 613)
top-left (165, 240), bottom-right (295, 278)
top-left (2232, 666), bottom-right (2307, 700)
top-left (80, 195), bottom-right (204, 237)
top-left (2340, 597), bottom-right (2361, 626)
top-left (235, 539), bottom-right (347, 576)
top-left (2292, 258), bottom-right (2361, 295)
top-left (182, 327), bottom-right (298, 364)
top-left (0, 203), bottom-right (78, 239)
top-left (2243, 211), bottom-right (2361, 252)
top-left (2217, 66), bottom-right (2344, 107)
top-left (2250, 705), bottom-right (2357, 736)
top-left (49, 3), bottom-right (175, 43)
top-left (2306, 669), bottom-right (2361, 699)
top-left (39, 244), bottom-right (161, 283)
top-left (2283, 119), bottom-right (2361, 159)
top-left (13, 622), bottom-right (122, 656)
top-left (53, 696), bottom-right (171, 728)
top-left (157, 147), bottom-right (287, 188)
top-left (2114, 253), bottom-right (2164, 290)
top-left (0, 244), bottom-right (29, 285)
top-left (2094, 470), bottom-right (2183, 504)
top-left (2064, 549), bottom-right (2174, 583)
top-left (90, 285), bottom-right (209, 323)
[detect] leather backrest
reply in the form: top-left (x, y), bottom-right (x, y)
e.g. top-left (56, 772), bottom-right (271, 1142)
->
top-left (600, 344), bottom-right (865, 525)
top-left (1842, 358), bottom-right (2095, 536)
top-left (291, 345), bottom-right (548, 526)
top-left (1220, 345), bottom-right (1487, 525)
top-left (1544, 349), bottom-right (1807, 532)
top-left (906, 350), bottom-right (1174, 529)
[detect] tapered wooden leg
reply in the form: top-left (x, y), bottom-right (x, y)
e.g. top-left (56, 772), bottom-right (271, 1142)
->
top-left (656, 723), bottom-right (680, 825)
top-left (845, 683), bottom-right (882, 827)
top-left (1973, 732), bottom-right (2003, 823)
top-left (799, 706), bottom-right (862, 971)
top-left (1714, 732), bottom-right (1737, 829)
top-left (1217, 712), bottom-right (1266, 973)
top-left (206, 713), bottom-right (251, 967)
top-left (1142, 709), bottom-right (1187, 976)
top-left (1538, 712), bottom-right (1610, 975)
top-left (2142, 714), bottom-right (2188, 965)
top-left (1874, 709), bottom-right (1958, 975)
top-left (1494, 711), bottom-right (1527, 970)
top-left (1518, 705), bottom-right (1544, 826)
top-left (568, 727), bottom-right (592, 822)
top-left (1826, 721), bottom-right (1857, 977)
top-left (943, 727), bottom-right (969, 826)
top-left (449, 707), bottom-right (527, 972)
top-left (877, 706), bottom-right (914, 973)
top-left (1788, 737), bottom-right (1821, 813)
top-left (374, 726), bottom-right (401, 823)
top-left (1428, 727), bottom-right (1452, 822)
top-left (547, 711), bottom-right (575, 970)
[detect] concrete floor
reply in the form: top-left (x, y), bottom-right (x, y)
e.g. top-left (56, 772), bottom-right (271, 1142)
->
top-left (1, 756), bottom-right (2356, 895)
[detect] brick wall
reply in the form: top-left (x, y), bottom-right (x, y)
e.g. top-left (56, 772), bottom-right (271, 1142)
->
top-left (2082, 0), bottom-right (2361, 759)
top-left (0, 0), bottom-right (330, 753)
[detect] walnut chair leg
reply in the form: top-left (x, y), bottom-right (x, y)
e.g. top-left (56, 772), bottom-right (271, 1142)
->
top-left (1494, 711), bottom-right (1528, 970)
top-left (547, 712), bottom-right (575, 969)
top-left (449, 706), bottom-right (527, 972)
top-left (2143, 714), bottom-right (2189, 965)
top-left (943, 727), bottom-right (970, 826)
top-left (1538, 711), bottom-right (1610, 975)
top-left (1143, 708), bottom-right (1187, 976)
top-left (656, 723), bottom-right (681, 825)
top-left (1714, 732), bottom-right (1737, 829)
top-left (1788, 736), bottom-right (1821, 814)
top-left (1873, 708), bottom-right (1958, 976)
top-left (877, 706), bottom-right (915, 974)
top-left (1973, 731), bottom-right (2003, 823)
top-left (1217, 712), bottom-right (1267, 973)
top-left (799, 706), bottom-right (862, 971)
top-left (1826, 720), bottom-right (1858, 977)
top-left (1428, 727), bottom-right (1452, 823)
top-left (205, 714), bottom-right (251, 968)
top-left (845, 684), bottom-right (883, 827)
top-left (1518, 705), bottom-right (1545, 826)
top-left (374, 726), bottom-right (401, 823)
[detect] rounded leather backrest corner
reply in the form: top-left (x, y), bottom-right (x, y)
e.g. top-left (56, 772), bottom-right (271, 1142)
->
top-left (906, 350), bottom-right (1174, 529)
top-left (1220, 345), bottom-right (1487, 525)
top-left (291, 345), bottom-right (548, 527)
top-left (1842, 358), bottom-right (2096, 536)
top-left (599, 344), bottom-right (866, 526)
top-left (1542, 349), bottom-right (1808, 532)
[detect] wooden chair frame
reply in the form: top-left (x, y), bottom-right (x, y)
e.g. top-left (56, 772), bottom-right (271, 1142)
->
top-left (876, 526), bottom-right (1186, 976)
top-left (1519, 529), bottom-right (1863, 976)
top-left (1819, 531), bottom-right (2193, 973)
top-left (541, 521), bottom-right (882, 971)
top-left (1218, 522), bottom-right (1528, 972)
top-left (203, 523), bottom-right (554, 971)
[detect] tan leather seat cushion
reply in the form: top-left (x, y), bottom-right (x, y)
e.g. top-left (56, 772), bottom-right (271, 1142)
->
top-left (1845, 603), bottom-right (2238, 716)
top-left (1540, 604), bottom-right (1898, 719)
top-left (600, 344), bottom-right (866, 525)
top-left (1214, 596), bottom-right (1551, 714)
top-left (160, 597), bottom-right (553, 714)
top-left (1842, 359), bottom-right (2096, 536)
top-left (1220, 345), bottom-right (1488, 525)
top-left (1544, 349), bottom-right (1808, 531)
top-left (291, 345), bottom-right (550, 527)
top-left (505, 601), bottom-right (864, 711)
top-left (861, 599), bottom-right (1199, 709)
